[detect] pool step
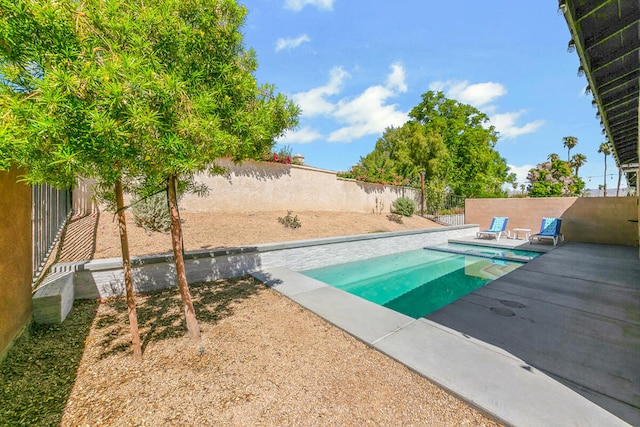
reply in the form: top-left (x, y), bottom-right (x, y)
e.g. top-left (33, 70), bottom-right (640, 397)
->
top-left (304, 250), bottom-right (455, 288)
top-left (424, 245), bottom-right (533, 263)
top-left (339, 256), bottom-right (467, 306)
top-left (386, 258), bottom-right (523, 315)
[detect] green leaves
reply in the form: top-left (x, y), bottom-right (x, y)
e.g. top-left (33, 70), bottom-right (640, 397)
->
top-left (562, 135), bottom-right (578, 161)
top-left (350, 90), bottom-right (508, 197)
top-left (1, 0), bottom-right (299, 197)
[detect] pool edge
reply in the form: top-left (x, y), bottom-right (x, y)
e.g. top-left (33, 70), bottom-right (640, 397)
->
top-left (251, 267), bottom-right (630, 427)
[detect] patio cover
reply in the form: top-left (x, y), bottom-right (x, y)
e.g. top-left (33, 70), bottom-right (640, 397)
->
top-left (560, 0), bottom-right (640, 189)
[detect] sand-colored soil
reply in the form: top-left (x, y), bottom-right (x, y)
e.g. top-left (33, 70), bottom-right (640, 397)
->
top-left (89, 210), bottom-right (442, 259)
top-left (54, 210), bottom-right (499, 426)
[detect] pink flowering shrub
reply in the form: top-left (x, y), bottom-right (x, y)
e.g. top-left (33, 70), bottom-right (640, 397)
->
top-left (263, 152), bottom-right (292, 164)
top-left (261, 145), bottom-right (303, 165)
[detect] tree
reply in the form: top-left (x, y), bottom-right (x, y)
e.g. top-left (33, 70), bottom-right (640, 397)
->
top-left (548, 153), bottom-right (560, 162)
top-left (350, 122), bottom-right (448, 187)
top-left (598, 142), bottom-right (611, 197)
top-left (571, 153), bottom-right (587, 176)
top-left (410, 92), bottom-right (510, 197)
top-left (505, 172), bottom-right (517, 196)
top-left (562, 136), bottom-right (578, 161)
top-left (527, 158), bottom-right (584, 197)
top-left (1, 0), bottom-right (299, 352)
top-left (1, 0), bottom-right (146, 357)
top-left (519, 183), bottom-right (526, 195)
top-left (341, 150), bottom-right (409, 186)
top-left (350, 91), bottom-right (509, 197)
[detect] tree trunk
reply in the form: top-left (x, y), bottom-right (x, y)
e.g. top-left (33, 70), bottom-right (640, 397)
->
top-left (167, 173), bottom-right (201, 342)
top-left (616, 168), bottom-right (622, 197)
top-left (115, 179), bottom-right (142, 359)
top-left (603, 156), bottom-right (607, 197)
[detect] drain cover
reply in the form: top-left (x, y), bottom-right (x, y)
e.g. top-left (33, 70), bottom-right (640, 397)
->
top-left (500, 300), bottom-right (526, 309)
top-left (490, 307), bottom-right (516, 317)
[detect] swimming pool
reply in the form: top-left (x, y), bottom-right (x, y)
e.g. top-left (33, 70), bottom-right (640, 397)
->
top-left (303, 245), bottom-right (538, 318)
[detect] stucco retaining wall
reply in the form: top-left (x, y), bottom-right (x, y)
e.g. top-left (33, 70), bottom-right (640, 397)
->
top-left (0, 168), bottom-right (32, 360)
top-left (75, 159), bottom-right (419, 215)
top-left (466, 197), bottom-right (639, 247)
top-left (180, 159), bottom-right (418, 213)
top-left (50, 225), bottom-right (478, 299)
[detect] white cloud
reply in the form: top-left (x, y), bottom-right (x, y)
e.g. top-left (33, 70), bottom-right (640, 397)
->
top-left (507, 163), bottom-right (536, 185)
top-left (432, 80), bottom-right (544, 140)
top-left (386, 63), bottom-right (407, 93)
top-left (278, 126), bottom-right (322, 144)
top-left (429, 80), bottom-right (506, 107)
top-left (284, 0), bottom-right (334, 11)
top-left (328, 65), bottom-right (409, 142)
top-left (275, 34), bottom-right (311, 52)
top-left (288, 64), bottom-right (409, 143)
top-left (490, 110), bottom-right (545, 139)
top-left (328, 85), bottom-right (408, 142)
top-left (292, 66), bottom-right (349, 116)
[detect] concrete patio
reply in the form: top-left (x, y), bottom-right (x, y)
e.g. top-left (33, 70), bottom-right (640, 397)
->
top-left (428, 240), bottom-right (640, 426)
top-left (253, 239), bottom-right (640, 426)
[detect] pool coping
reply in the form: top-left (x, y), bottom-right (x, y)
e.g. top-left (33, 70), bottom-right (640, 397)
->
top-left (251, 266), bottom-right (630, 427)
top-left (54, 224), bottom-right (477, 272)
top-left (49, 224), bottom-right (479, 299)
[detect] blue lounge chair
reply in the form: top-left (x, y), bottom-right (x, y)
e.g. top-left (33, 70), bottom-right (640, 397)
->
top-left (476, 217), bottom-right (510, 241)
top-left (529, 217), bottom-right (564, 246)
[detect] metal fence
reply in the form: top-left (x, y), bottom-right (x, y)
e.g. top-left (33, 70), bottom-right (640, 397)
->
top-left (421, 191), bottom-right (465, 226)
top-left (32, 184), bottom-right (72, 283)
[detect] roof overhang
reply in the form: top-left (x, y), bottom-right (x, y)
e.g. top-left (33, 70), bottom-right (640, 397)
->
top-left (560, 0), bottom-right (640, 188)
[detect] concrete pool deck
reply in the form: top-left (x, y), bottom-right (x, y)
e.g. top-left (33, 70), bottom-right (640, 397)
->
top-left (251, 240), bottom-right (639, 426)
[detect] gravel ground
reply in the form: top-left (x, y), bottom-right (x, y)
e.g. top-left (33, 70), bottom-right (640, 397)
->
top-left (61, 279), bottom-right (499, 426)
top-left (55, 210), bottom-right (500, 426)
top-left (89, 210), bottom-right (443, 259)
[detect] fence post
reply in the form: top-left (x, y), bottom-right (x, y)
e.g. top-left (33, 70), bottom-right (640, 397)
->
top-left (420, 172), bottom-right (425, 216)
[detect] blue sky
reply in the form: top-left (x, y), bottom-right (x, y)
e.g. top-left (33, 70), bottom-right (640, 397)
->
top-left (240, 0), bottom-right (626, 189)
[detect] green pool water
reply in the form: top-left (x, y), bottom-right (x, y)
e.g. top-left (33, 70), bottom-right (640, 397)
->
top-left (303, 247), bottom-right (529, 318)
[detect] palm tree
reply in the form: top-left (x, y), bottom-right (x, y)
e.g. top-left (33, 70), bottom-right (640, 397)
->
top-left (563, 136), bottom-right (578, 161)
top-left (548, 153), bottom-right (560, 162)
top-left (597, 142), bottom-right (611, 196)
top-left (571, 153), bottom-right (587, 176)
top-left (520, 183), bottom-right (526, 195)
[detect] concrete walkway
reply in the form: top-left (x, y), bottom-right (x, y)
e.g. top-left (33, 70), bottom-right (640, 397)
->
top-left (428, 241), bottom-right (640, 426)
top-left (252, 241), bottom-right (639, 426)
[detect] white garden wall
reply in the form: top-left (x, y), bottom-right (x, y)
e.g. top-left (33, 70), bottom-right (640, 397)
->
top-left (75, 158), bottom-right (419, 214)
top-left (180, 159), bottom-right (418, 213)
